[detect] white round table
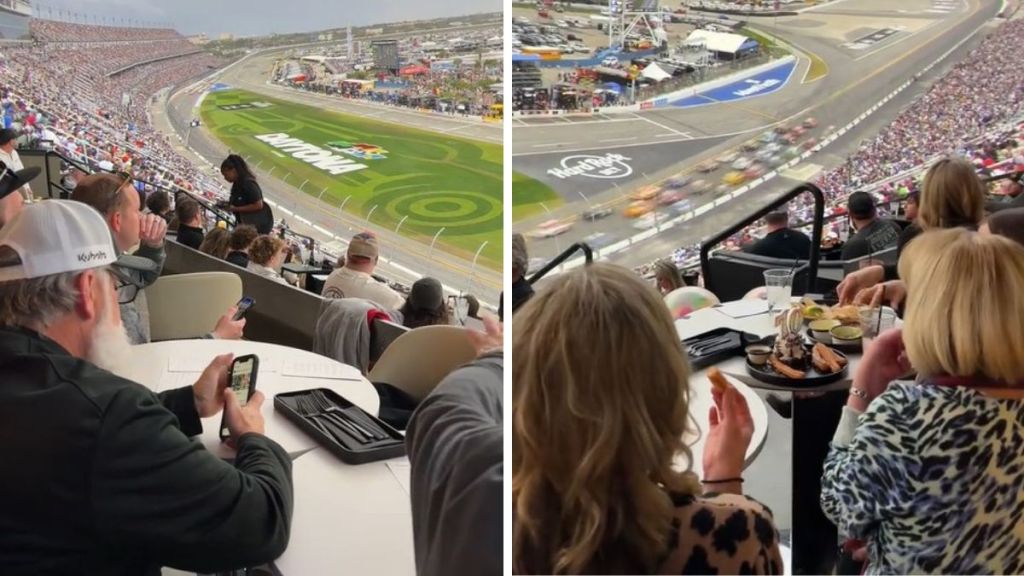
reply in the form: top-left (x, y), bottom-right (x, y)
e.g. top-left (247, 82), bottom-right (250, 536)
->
top-left (125, 339), bottom-right (378, 460)
top-left (272, 448), bottom-right (415, 576)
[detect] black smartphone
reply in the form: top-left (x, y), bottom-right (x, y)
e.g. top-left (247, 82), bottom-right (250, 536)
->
top-left (232, 297), bottom-right (255, 321)
top-left (219, 354), bottom-right (259, 441)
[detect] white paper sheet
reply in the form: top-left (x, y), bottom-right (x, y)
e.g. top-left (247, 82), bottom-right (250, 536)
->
top-left (714, 300), bottom-right (769, 319)
top-left (386, 459), bottom-right (412, 496)
top-left (168, 356), bottom-right (280, 373)
top-left (281, 359), bottom-right (358, 380)
top-left (159, 371), bottom-right (200, 391)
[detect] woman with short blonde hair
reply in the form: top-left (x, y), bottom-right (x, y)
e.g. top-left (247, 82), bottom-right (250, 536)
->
top-left (247, 235), bottom-right (288, 284)
top-left (513, 263), bottom-right (781, 575)
top-left (916, 157), bottom-right (986, 231)
top-left (822, 228), bottom-right (1024, 574)
top-left (653, 259), bottom-right (684, 295)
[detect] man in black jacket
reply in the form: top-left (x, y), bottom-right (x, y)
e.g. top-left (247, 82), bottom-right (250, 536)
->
top-left (0, 201), bottom-right (293, 576)
top-left (174, 197), bottom-right (205, 250)
top-left (743, 211), bottom-right (812, 260)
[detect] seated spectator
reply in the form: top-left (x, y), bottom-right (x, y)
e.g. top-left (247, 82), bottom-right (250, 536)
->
top-left (198, 227), bottom-right (230, 259)
top-left (321, 232), bottom-right (404, 308)
top-left (399, 278), bottom-right (449, 329)
top-left (0, 200), bottom-right (292, 574)
top-left (985, 173), bottom-right (1024, 213)
top-left (72, 172), bottom-right (168, 344)
top-left (145, 189), bottom-right (172, 222)
top-left (653, 259), bottom-right (684, 295)
top-left (0, 162), bottom-right (39, 230)
top-left (982, 206), bottom-right (1024, 245)
top-left (247, 235), bottom-right (289, 285)
top-left (500, 232), bottom-right (532, 318)
top-left (174, 198), bottom-right (205, 250)
top-left (225, 224), bottom-right (258, 269)
top-left (903, 190), bottom-right (919, 221)
top-left (512, 263), bottom-right (782, 574)
top-left (0, 128), bottom-right (32, 202)
top-left (841, 191), bottom-right (901, 261)
top-left (464, 294), bottom-right (481, 320)
top-left (744, 211), bottom-right (812, 259)
top-left (406, 318), bottom-right (503, 576)
top-left (821, 228), bottom-right (1024, 574)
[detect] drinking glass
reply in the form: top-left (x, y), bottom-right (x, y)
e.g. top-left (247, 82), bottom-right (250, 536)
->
top-left (860, 307), bottom-right (898, 347)
top-left (763, 268), bottom-right (794, 316)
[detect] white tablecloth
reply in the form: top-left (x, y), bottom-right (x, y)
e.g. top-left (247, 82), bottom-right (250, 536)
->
top-left (273, 448), bottom-right (415, 576)
top-left (125, 339), bottom-right (378, 459)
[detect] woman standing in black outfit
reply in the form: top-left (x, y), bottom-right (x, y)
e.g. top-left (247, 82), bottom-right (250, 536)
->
top-left (220, 154), bottom-right (274, 234)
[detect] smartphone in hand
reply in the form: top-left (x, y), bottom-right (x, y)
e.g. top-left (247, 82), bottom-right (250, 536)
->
top-left (219, 354), bottom-right (259, 441)
top-left (232, 297), bottom-right (255, 321)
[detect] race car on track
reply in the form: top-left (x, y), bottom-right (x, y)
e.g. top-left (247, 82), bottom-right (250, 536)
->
top-left (803, 117), bottom-right (818, 128)
top-left (741, 140), bottom-right (761, 152)
top-left (669, 198), bottom-right (694, 214)
top-left (630, 185), bottom-right (660, 201)
top-left (529, 219), bottom-right (573, 239)
top-left (581, 206), bottom-right (613, 221)
top-left (722, 171), bottom-right (747, 186)
top-left (691, 179), bottom-right (712, 194)
top-left (731, 157), bottom-right (752, 171)
top-left (657, 189), bottom-right (686, 205)
top-left (664, 175), bottom-right (692, 189)
top-left (744, 163), bottom-right (767, 179)
top-left (623, 200), bottom-right (655, 218)
top-left (696, 160), bottom-right (719, 173)
top-left (717, 150), bottom-right (739, 164)
top-left (632, 212), bottom-right (659, 230)
top-left (802, 137), bottom-right (819, 150)
top-left (582, 232), bottom-right (616, 249)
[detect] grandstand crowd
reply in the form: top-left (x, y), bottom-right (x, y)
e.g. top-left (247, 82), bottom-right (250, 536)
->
top-left (0, 17), bottom-right (502, 576)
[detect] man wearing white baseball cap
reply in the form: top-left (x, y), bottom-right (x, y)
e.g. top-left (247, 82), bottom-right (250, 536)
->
top-left (0, 201), bottom-right (293, 575)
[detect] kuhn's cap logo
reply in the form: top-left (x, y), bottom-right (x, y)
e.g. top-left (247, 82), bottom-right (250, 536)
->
top-left (326, 141), bottom-right (389, 160)
top-left (548, 153), bottom-right (633, 180)
top-left (77, 250), bottom-right (109, 263)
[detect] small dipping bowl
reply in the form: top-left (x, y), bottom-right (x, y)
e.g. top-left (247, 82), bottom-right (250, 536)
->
top-left (745, 344), bottom-right (772, 366)
top-left (809, 319), bottom-right (841, 343)
top-left (830, 325), bottom-right (863, 346)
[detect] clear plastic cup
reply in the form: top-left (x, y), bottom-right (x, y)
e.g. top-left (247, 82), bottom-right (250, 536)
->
top-left (763, 269), bottom-right (794, 313)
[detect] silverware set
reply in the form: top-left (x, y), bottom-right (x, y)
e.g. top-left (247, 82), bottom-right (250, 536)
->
top-left (291, 390), bottom-right (390, 447)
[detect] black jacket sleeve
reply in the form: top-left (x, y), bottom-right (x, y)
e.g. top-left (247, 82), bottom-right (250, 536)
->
top-left (90, 385), bottom-right (293, 572)
top-left (156, 386), bottom-right (202, 437)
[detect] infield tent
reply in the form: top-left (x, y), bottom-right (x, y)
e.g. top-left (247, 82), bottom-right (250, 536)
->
top-left (684, 29), bottom-right (759, 60)
top-left (641, 62), bottom-right (672, 82)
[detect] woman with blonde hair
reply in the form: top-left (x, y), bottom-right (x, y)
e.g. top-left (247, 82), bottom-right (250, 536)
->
top-left (512, 263), bottom-right (782, 575)
top-left (839, 157), bottom-right (986, 307)
top-left (822, 228), bottom-right (1024, 574)
top-left (653, 259), bottom-right (684, 295)
top-left (247, 235), bottom-right (289, 285)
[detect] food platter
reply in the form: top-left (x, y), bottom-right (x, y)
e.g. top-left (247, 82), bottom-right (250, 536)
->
top-left (805, 328), bottom-right (862, 353)
top-left (746, 307), bottom-right (849, 387)
top-left (746, 342), bottom-right (849, 387)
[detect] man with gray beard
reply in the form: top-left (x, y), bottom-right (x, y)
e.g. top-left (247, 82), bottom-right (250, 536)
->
top-left (0, 201), bottom-right (293, 576)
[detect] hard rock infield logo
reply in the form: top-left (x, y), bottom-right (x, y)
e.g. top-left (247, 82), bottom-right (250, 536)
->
top-left (326, 141), bottom-right (389, 160)
top-left (547, 153), bottom-right (633, 180)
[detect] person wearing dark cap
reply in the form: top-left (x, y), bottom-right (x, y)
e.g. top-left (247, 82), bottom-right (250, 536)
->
top-left (0, 160), bottom-right (41, 230)
top-left (0, 128), bottom-right (31, 202)
top-left (743, 210), bottom-right (812, 260)
top-left (985, 173), bottom-right (1024, 213)
top-left (840, 191), bottom-right (902, 262)
top-left (399, 277), bottom-right (450, 329)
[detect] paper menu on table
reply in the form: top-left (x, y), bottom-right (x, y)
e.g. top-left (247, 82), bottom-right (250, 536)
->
top-left (714, 300), bottom-right (769, 319)
top-left (160, 371), bottom-right (201, 391)
top-left (387, 459), bottom-right (412, 496)
top-left (281, 360), bottom-right (358, 380)
top-left (168, 356), bottom-right (280, 373)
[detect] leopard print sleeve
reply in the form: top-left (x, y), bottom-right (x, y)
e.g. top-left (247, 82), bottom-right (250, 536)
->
top-left (820, 383), bottom-right (922, 540)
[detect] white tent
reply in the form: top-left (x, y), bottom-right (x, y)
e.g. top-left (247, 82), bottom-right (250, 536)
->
top-left (683, 29), bottom-right (753, 55)
top-left (641, 62), bottom-right (672, 82)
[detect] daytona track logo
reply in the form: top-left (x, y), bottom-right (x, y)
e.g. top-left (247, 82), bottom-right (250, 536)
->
top-left (547, 153), bottom-right (633, 180)
top-left (254, 133), bottom-right (368, 176)
top-left (326, 141), bottom-right (389, 160)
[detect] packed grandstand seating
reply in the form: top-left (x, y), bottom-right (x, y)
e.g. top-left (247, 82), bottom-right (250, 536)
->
top-left (639, 16), bottom-right (1024, 277)
top-left (29, 19), bottom-right (182, 42)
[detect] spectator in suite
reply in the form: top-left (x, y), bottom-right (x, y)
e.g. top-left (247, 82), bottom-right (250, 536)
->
top-left (220, 154), bottom-right (274, 235)
top-left (145, 189), bottom-right (172, 222)
top-left (903, 189), bottom-right (919, 222)
top-left (0, 128), bottom-right (32, 201)
top-left (198, 227), bottom-right (230, 260)
top-left (0, 162), bottom-right (39, 230)
top-left (500, 232), bottom-right (532, 319)
top-left (985, 173), bottom-right (1024, 213)
top-left (247, 235), bottom-right (289, 285)
top-left (464, 294), bottom-right (481, 320)
top-left (982, 206), bottom-right (1024, 245)
top-left (744, 210), bottom-right (812, 259)
top-left (653, 259), bottom-right (684, 295)
top-left (72, 172), bottom-right (168, 345)
top-left (0, 201), bottom-right (292, 574)
top-left (512, 264), bottom-right (782, 574)
top-left (841, 191), bottom-right (902, 261)
top-left (321, 232), bottom-right (404, 308)
top-left (399, 277), bottom-right (450, 329)
top-left (406, 318), bottom-right (503, 576)
top-left (173, 198), bottom-right (204, 250)
top-left (225, 224), bottom-right (258, 269)
top-left (821, 228), bottom-right (1024, 574)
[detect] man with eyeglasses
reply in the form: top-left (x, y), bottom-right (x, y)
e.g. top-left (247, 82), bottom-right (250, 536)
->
top-left (0, 201), bottom-right (293, 575)
top-left (71, 172), bottom-right (243, 343)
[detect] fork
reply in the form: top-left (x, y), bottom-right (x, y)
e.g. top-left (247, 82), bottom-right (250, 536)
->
top-left (310, 390), bottom-right (386, 441)
top-left (293, 395), bottom-right (367, 445)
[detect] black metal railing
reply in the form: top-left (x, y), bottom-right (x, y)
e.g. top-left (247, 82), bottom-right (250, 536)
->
top-left (700, 182), bottom-right (825, 292)
top-left (528, 242), bottom-right (594, 285)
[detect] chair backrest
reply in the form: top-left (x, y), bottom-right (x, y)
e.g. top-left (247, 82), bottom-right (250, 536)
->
top-left (146, 272), bottom-right (242, 341)
top-left (369, 318), bottom-right (410, 364)
top-left (367, 325), bottom-right (477, 402)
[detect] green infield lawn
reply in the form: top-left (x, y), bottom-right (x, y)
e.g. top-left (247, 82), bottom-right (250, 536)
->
top-left (201, 88), bottom-right (502, 269)
top-left (511, 171), bottom-right (562, 221)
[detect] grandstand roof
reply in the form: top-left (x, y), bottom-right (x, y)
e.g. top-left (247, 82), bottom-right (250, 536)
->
top-left (683, 30), bottom-right (757, 55)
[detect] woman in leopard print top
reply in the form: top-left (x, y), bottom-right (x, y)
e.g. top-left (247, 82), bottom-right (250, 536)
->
top-left (821, 229), bottom-right (1024, 575)
top-left (512, 264), bottom-right (782, 574)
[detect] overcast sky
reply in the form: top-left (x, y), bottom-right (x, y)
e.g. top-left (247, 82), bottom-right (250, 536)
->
top-left (32, 0), bottom-right (499, 37)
